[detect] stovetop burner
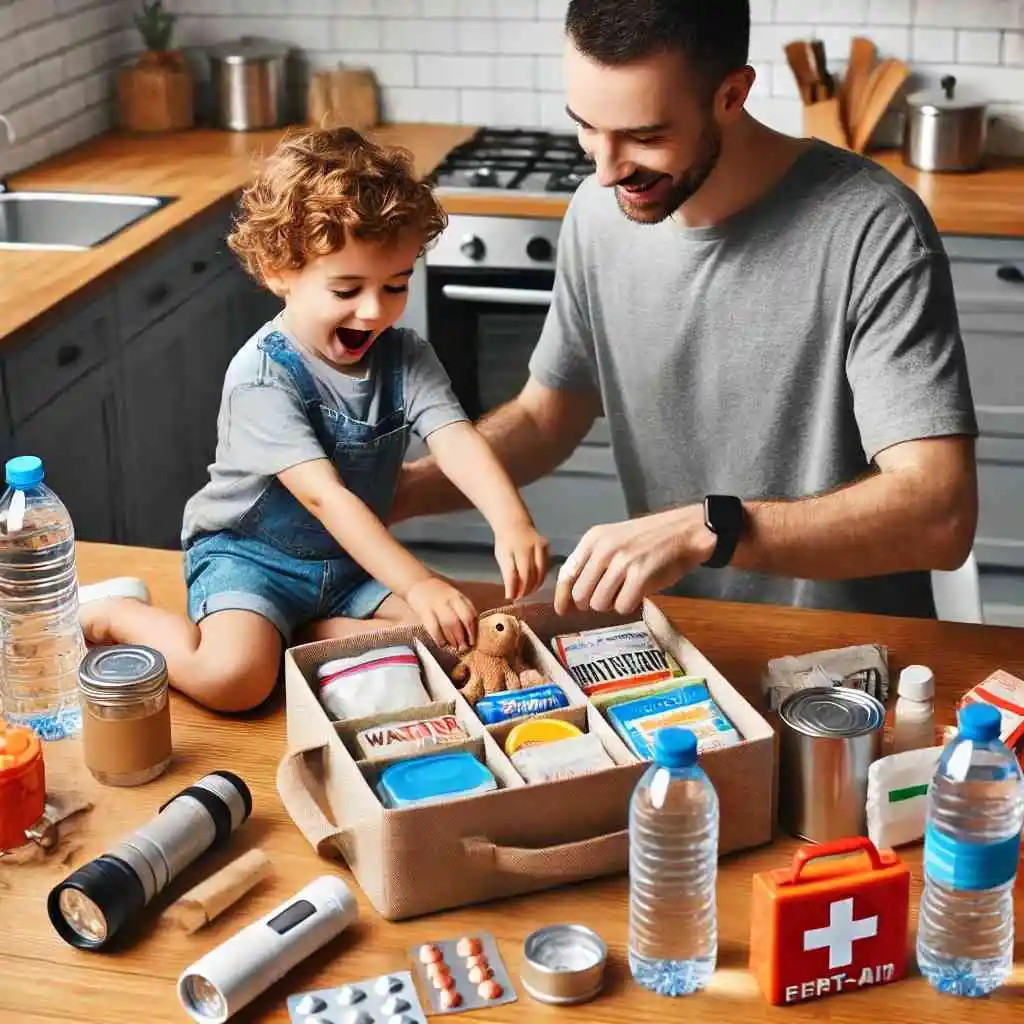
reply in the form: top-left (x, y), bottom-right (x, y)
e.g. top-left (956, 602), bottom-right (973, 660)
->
top-left (431, 127), bottom-right (593, 196)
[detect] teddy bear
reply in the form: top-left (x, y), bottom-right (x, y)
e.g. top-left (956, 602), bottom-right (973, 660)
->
top-left (450, 612), bottom-right (546, 705)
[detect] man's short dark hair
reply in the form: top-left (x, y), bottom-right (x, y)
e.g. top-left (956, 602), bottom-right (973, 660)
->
top-left (566, 0), bottom-right (750, 88)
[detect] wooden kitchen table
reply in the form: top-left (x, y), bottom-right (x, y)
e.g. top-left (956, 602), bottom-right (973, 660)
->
top-left (1, 543), bottom-right (1021, 1023)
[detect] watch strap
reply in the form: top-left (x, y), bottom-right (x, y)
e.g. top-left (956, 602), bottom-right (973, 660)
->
top-left (702, 494), bottom-right (744, 569)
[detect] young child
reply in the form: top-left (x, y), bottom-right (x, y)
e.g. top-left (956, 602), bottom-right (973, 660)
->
top-left (80, 127), bottom-right (549, 712)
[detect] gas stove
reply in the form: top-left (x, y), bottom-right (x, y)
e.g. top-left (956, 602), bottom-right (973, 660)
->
top-left (430, 127), bottom-right (593, 197)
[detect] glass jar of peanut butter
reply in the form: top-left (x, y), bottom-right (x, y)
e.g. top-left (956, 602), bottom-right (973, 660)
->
top-left (79, 645), bottom-right (172, 787)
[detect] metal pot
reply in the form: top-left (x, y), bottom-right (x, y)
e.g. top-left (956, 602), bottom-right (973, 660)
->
top-left (903, 74), bottom-right (988, 173)
top-left (208, 37), bottom-right (291, 131)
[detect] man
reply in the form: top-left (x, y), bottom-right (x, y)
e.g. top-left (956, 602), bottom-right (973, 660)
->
top-left (393, 0), bottom-right (978, 620)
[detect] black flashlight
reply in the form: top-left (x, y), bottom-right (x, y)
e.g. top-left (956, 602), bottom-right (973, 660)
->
top-left (47, 771), bottom-right (252, 950)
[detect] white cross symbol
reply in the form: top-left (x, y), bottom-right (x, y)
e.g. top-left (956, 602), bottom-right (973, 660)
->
top-left (803, 897), bottom-right (878, 970)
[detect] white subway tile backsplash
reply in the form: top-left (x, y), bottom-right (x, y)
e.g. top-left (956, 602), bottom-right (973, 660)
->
top-left (498, 18), bottom-right (563, 54)
top-left (957, 30), bottom-right (1003, 65)
top-left (867, 0), bottom-right (912, 25)
top-left (380, 0), bottom-right (419, 16)
top-left (776, 0), bottom-right (865, 25)
top-left (867, 25), bottom-right (912, 59)
top-left (749, 24), bottom-right (814, 62)
top-left (456, 0), bottom-right (496, 15)
top-left (537, 0), bottom-right (567, 19)
top-left (1005, 31), bottom-right (1024, 65)
top-left (337, 51), bottom-right (417, 87)
top-left (457, 18), bottom-right (498, 53)
top-left (461, 87), bottom-right (538, 126)
top-left (749, 0), bottom-right (773, 24)
top-left (536, 54), bottom-right (561, 90)
top-left (496, 55), bottom-right (537, 89)
top-left (912, 27), bottom-right (956, 63)
top-left (421, 0), bottom-right (460, 16)
top-left (538, 90), bottom-right (572, 129)
top-left (496, 0), bottom-right (538, 19)
top-left (385, 85), bottom-right (459, 122)
top-left (914, 1), bottom-right (1022, 30)
top-left (333, 18), bottom-right (383, 51)
top-left (416, 54), bottom-right (493, 87)
top-left (771, 61), bottom-right (802, 99)
top-left (385, 17), bottom-right (457, 52)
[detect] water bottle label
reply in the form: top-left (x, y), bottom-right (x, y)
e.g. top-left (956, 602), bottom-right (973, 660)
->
top-left (923, 825), bottom-right (1021, 890)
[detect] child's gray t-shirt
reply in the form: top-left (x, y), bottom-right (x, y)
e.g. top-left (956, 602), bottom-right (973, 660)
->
top-left (182, 317), bottom-right (467, 546)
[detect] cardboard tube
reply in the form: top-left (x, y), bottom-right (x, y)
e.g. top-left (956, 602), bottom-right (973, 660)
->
top-left (166, 849), bottom-right (272, 933)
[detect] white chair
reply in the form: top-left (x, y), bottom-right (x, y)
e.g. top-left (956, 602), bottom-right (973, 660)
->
top-left (931, 550), bottom-right (984, 624)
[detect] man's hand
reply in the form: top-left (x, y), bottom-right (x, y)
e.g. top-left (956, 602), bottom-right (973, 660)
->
top-left (554, 506), bottom-right (716, 615)
top-left (494, 522), bottom-right (550, 601)
top-left (405, 577), bottom-right (478, 651)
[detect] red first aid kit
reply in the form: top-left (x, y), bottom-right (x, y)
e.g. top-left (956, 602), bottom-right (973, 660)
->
top-left (749, 837), bottom-right (910, 1006)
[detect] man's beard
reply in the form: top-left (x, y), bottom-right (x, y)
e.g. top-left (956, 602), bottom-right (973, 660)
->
top-left (614, 121), bottom-right (723, 225)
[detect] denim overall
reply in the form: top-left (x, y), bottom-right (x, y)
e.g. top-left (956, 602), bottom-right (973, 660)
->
top-left (185, 329), bottom-right (407, 640)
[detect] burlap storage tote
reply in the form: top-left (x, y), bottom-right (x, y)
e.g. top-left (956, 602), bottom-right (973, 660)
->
top-left (277, 598), bottom-right (776, 920)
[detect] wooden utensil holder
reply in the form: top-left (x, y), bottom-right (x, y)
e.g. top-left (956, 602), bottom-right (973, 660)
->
top-left (803, 97), bottom-right (850, 151)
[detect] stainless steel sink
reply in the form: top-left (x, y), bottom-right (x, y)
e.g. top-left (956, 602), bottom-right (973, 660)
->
top-left (0, 190), bottom-right (175, 251)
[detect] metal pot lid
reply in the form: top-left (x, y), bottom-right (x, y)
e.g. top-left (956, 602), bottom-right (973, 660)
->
top-left (907, 74), bottom-right (987, 113)
top-left (779, 686), bottom-right (884, 738)
top-left (208, 36), bottom-right (291, 64)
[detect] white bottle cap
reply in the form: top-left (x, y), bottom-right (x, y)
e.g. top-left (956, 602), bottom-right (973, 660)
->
top-left (898, 664), bottom-right (934, 702)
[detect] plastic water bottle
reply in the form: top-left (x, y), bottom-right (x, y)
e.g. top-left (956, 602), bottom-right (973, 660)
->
top-left (628, 726), bottom-right (719, 996)
top-left (916, 702), bottom-right (1024, 997)
top-left (0, 456), bottom-right (86, 739)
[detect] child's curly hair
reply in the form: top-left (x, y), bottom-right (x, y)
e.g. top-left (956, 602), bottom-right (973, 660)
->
top-left (228, 126), bottom-right (447, 285)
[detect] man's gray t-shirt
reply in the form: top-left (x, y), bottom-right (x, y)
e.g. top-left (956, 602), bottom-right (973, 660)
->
top-left (182, 317), bottom-right (468, 545)
top-left (528, 140), bottom-right (978, 617)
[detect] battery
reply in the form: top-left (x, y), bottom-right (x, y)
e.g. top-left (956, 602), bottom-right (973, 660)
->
top-left (778, 687), bottom-right (884, 843)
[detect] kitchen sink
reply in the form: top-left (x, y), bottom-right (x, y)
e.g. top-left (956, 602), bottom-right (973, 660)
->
top-left (0, 189), bottom-right (175, 251)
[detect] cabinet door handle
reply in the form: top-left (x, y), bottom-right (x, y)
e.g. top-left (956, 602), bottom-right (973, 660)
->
top-left (996, 264), bottom-right (1024, 284)
top-left (56, 344), bottom-right (81, 368)
top-left (145, 282), bottom-right (170, 306)
top-left (191, 259), bottom-right (208, 274)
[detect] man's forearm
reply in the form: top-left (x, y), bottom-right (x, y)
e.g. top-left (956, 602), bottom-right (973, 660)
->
top-left (392, 399), bottom-right (576, 521)
top-left (732, 456), bottom-right (977, 579)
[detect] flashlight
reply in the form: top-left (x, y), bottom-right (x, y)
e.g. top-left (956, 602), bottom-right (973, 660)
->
top-left (177, 875), bottom-right (358, 1023)
top-left (47, 770), bottom-right (251, 950)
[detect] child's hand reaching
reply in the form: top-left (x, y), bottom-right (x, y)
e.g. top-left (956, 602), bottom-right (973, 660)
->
top-left (495, 523), bottom-right (550, 601)
top-left (405, 577), bottom-right (477, 651)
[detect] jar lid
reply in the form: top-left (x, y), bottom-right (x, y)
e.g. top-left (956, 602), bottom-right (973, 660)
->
top-left (779, 686), bottom-right (884, 738)
top-left (207, 36), bottom-right (291, 64)
top-left (521, 924), bottom-right (607, 1004)
top-left (79, 644), bottom-right (168, 703)
top-left (907, 74), bottom-right (988, 113)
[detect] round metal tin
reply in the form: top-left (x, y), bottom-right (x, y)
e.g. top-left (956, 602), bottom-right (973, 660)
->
top-left (779, 686), bottom-right (884, 738)
top-left (521, 924), bottom-right (607, 1005)
top-left (78, 645), bottom-right (167, 704)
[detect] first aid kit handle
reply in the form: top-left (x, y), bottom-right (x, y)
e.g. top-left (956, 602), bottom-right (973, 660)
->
top-left (276, 743), bottom-right (349, 857)
top-left (790, 836), bottom-right (883, 884)
top-left (462, 829), bottom-right (628, 879)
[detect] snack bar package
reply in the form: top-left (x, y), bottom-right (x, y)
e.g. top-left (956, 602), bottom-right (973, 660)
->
top-left (551, 621), bottom-right (687, 700)
top-left (762, 643), bottom-right (889, 711)
top-left (606, 682), bottom-right (741, 758)
top-left (960, 669), bottom-right (1024, 770)
top-left (355, 714), bottom-right (470, 759)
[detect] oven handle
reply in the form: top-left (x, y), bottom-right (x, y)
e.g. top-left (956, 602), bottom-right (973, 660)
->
top-left (441, 284), bottom-right (554, 307)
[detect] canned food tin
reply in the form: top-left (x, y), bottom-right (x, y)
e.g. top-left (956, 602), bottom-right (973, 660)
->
top-left (778, 686), bottom-right (884, 843)
top-left (521, 924), bottom-right (607, 1005)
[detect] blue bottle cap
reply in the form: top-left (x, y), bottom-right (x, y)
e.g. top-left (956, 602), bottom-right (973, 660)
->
top-left (5, 455), bottom-right (44, 488)
top-left (653, 727), bottom-right (698, 768)
top-left (958, 702), bottom-right (1001, 742)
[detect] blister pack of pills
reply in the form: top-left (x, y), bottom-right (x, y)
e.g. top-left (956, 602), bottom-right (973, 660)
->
top-left (287, 971), bottom-right (426, 1024)
top-left (409, 932), bottom-right (517, 1014)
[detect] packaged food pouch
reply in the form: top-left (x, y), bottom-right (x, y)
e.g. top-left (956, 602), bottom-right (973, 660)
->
top-left (316, 645), bottom-right (430, 722)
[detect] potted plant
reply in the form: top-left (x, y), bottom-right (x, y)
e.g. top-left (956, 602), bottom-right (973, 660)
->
top-left (116, 0), bottom-right (194, 132)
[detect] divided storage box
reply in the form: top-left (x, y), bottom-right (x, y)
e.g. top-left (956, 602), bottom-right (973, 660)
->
top-left (277, 598), bottom-right (776, 920)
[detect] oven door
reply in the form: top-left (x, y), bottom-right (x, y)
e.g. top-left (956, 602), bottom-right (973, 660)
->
top-left (393, 266), bottom-right (626, 558)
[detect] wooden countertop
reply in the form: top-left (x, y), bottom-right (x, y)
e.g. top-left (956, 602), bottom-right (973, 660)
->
top-left (1, 123), bottom-right (1022, 344)
top-left (1, 542), bottom-right (1021, 1022)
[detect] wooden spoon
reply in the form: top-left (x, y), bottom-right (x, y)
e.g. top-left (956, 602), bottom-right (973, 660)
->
top-left (851, 58), bottom-right (910, 154)
top-left (785, 40), bottom-right (817, 104)
top-left (843, 36), bottom-right (877, 137)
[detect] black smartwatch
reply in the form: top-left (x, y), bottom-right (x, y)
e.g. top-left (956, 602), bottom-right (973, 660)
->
top-left (701, 495), bottom-right (745, 569)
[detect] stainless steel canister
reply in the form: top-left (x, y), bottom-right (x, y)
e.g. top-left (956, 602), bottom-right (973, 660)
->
top-left (208, 37), bottom-right (291, 131)
top-left (778, 686), bottom-right (884, 843)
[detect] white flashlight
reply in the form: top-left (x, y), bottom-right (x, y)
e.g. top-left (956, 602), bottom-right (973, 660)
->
top-left (177, 875), bottom-right (358, 1023)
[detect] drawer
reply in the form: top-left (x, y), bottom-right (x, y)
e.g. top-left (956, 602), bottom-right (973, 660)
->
top-left (116, 206), bottom-right (236, 341)
top-left (976, 435), bottom-right (1024, 569)
top-left (950, 260), bottom-right (1024, 437)
top-left (4, 291), bottom-right (115, 427)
